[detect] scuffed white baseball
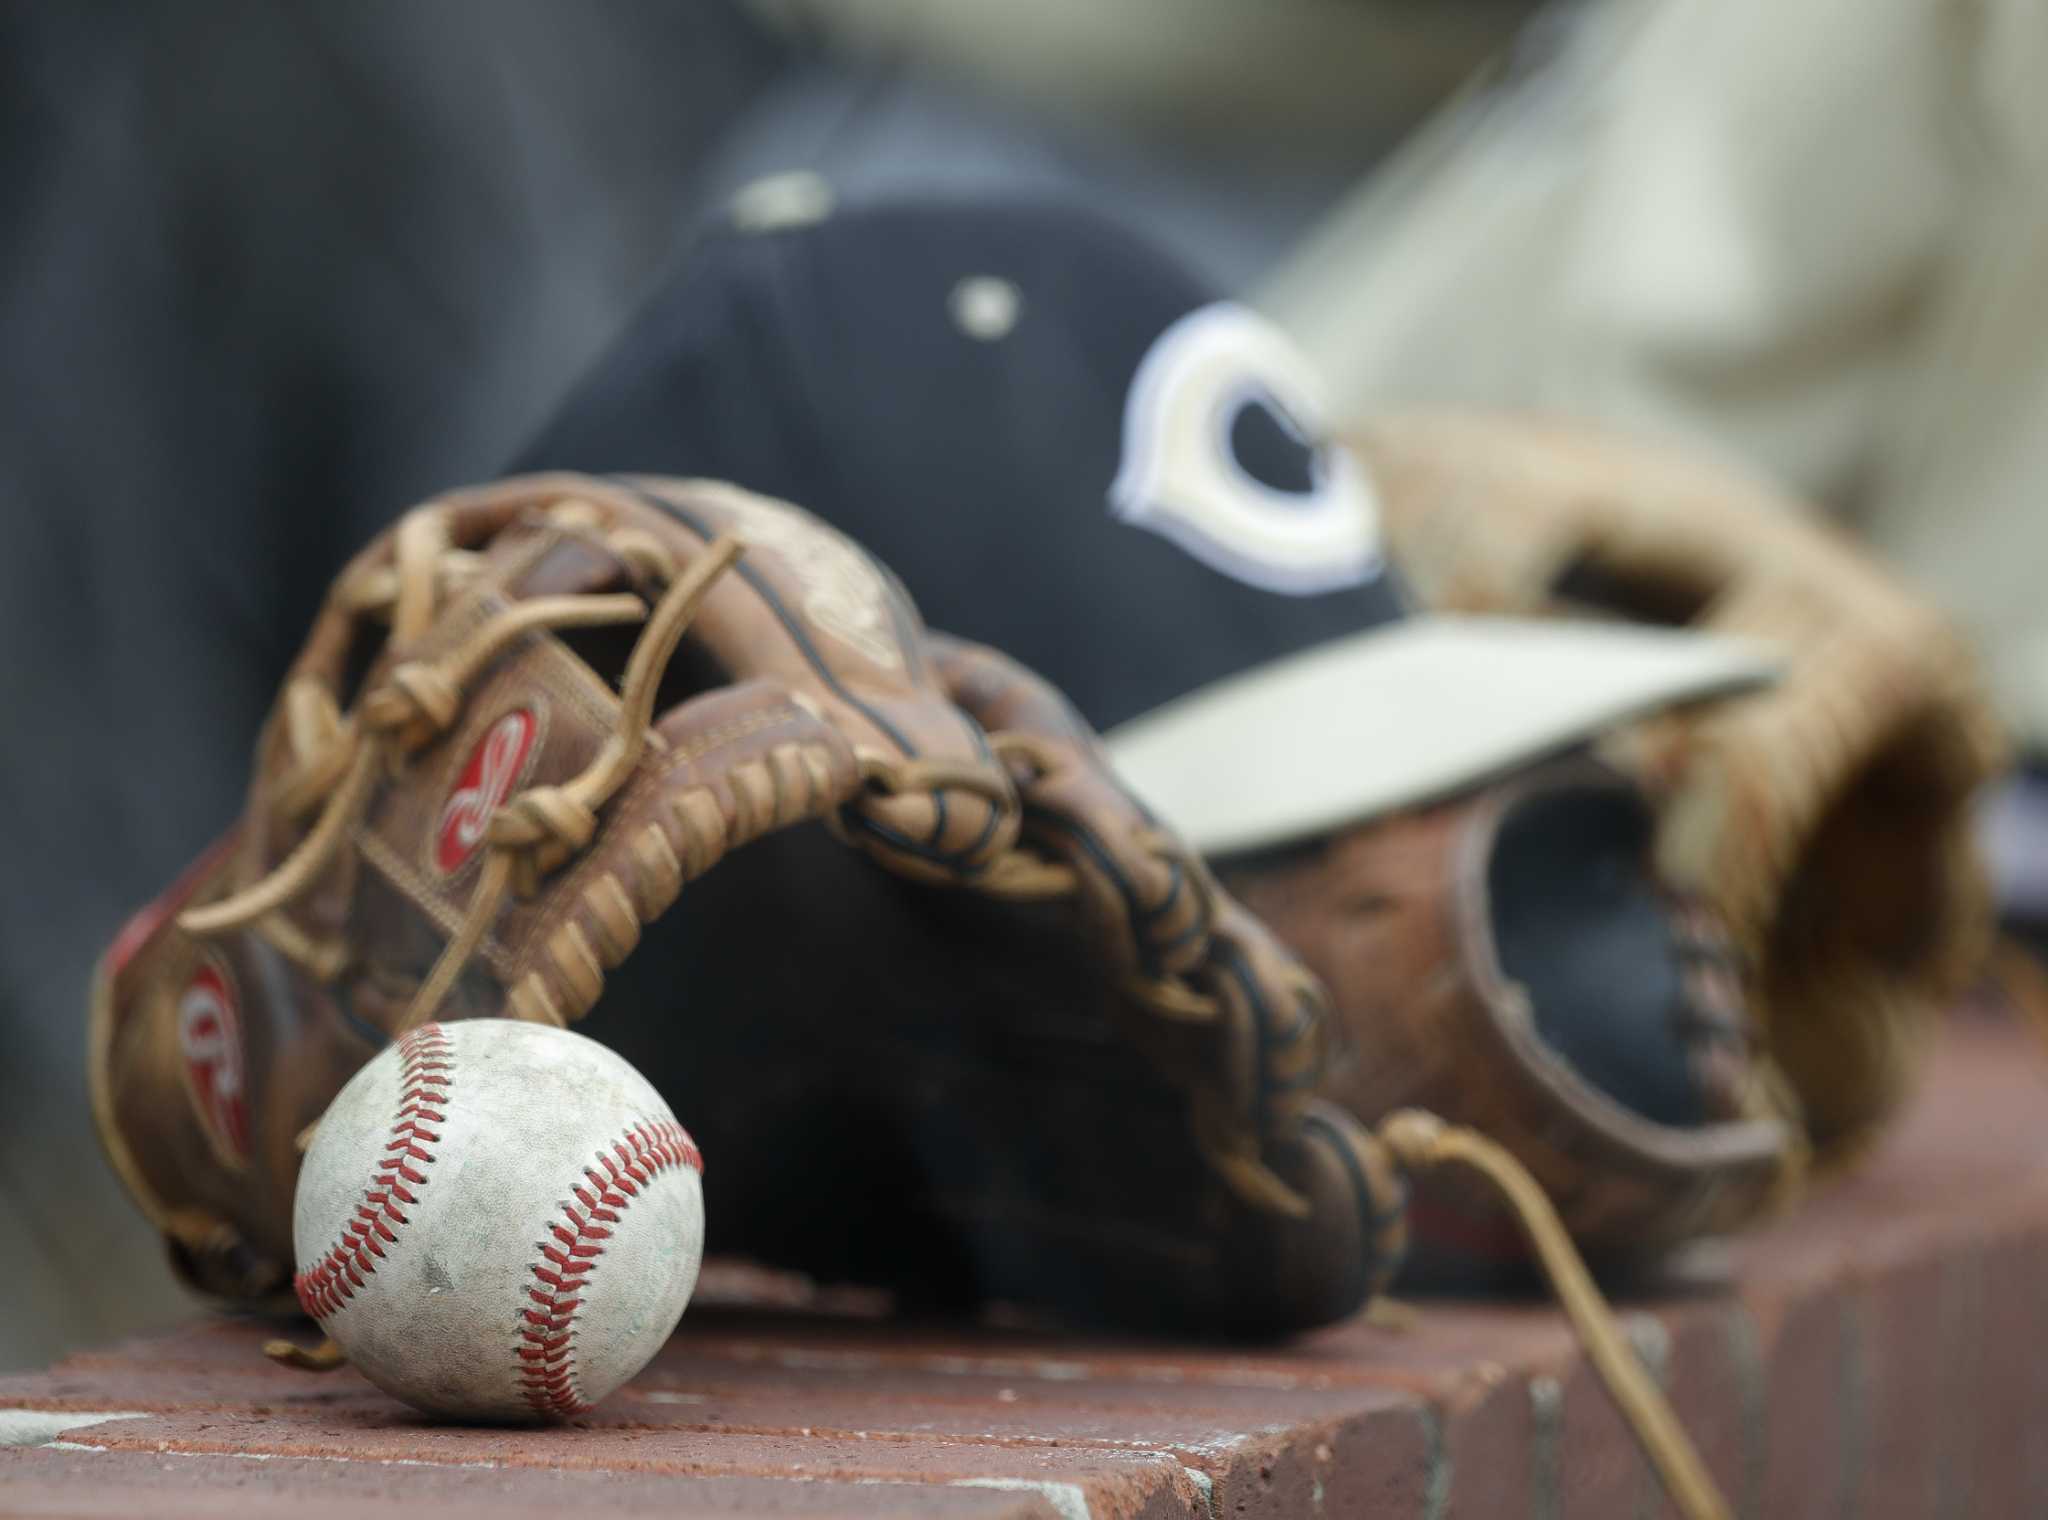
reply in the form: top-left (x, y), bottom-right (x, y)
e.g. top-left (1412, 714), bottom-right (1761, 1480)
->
top-left (292, 1020), bottom-right (704, 1421)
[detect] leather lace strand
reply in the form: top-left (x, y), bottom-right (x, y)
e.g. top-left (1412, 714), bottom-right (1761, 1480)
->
top-left (177, 505), bottom-right (745, 1028)
top-left (389, 537), bottom-right (744, 1035)
top-left (1378, 1109), bottom-right (1733, 1520)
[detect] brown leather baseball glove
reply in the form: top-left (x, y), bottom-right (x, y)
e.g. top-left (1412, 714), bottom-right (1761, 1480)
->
top-left (1220, 757), bottom-right (1800, 1286)
top-left (88, 473), bottom-right (1404, 1336)
top-left (1355, 410), bottom-right (2008, 1160)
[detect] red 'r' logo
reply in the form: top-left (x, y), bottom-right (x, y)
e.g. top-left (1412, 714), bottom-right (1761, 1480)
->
top-left (178, 958), bottom-right (249, 1166)
top-left (435, 709), bottom-right (538, 873)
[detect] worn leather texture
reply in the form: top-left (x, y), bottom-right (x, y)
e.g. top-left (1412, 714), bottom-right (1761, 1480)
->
top-left (90, 472), bottom-right (1404, 1335)
top-left (1225, 759), bottom-right (1801, 1285)
top-left (1356, 411), bottom-right (2008, 1160)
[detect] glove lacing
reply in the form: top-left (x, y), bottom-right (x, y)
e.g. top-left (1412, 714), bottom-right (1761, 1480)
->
top-left (181, 504), bottom-right (746, 1037)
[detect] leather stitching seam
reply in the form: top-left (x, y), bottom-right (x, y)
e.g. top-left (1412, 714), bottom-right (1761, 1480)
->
top-left (517, 1117), bottom-right (702, 1417)
top-left (295, 1023), bottom-right (454, 1320)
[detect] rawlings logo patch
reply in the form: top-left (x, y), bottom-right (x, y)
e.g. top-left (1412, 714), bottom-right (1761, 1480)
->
top-left (177, 956), bottom-right (249, 1168)
top-left (435, 708), bottom-right (539, 874)
top-left (1110, 301), bottom-right (1382, 596)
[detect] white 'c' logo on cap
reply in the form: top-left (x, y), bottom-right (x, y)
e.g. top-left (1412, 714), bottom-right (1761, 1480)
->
top-left (1109, 302), bottom-right (1380, 595)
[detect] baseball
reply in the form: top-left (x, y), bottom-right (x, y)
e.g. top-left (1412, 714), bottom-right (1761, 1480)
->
top-left (291, 1020), bottom-right (704, 1421)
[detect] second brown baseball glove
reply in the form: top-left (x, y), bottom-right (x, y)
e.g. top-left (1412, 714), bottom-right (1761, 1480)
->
top-left (1220, 757), bottom-right (1801, 1286)
top-left (1357, 410), bottom-right (2007, 1158)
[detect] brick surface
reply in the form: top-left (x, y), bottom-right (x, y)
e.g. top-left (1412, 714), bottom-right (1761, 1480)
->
top-left (4, 1019), bottom-right (2045, 1518)
top-left (0, 1447), bottom-right (1068, 1519)
top-left (1643, 1300), bottom-right (1759, 1520)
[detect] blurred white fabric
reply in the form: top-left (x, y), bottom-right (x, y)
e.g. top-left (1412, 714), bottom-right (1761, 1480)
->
top-left (743, 0), bottom-right (1532, 157)
top-left (1263, 0), bottom-right (2048, 751)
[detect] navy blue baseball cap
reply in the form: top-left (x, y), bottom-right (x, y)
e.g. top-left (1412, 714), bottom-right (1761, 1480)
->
top-left (520, 175), bottom-right (1772, 853)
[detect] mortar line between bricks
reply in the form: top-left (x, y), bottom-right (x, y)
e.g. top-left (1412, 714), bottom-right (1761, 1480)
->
top-left (18, 1357), bottom-right (1336, 1394)
top-left (40, 1444), bottom-right (506, 1470)
top-left (680, 1343), bottom-right (1389, 1389)
top-left (0, 1401), bottom-right (1306, 1463)
top-left (1930, 1245), bottom-right (1982, 1520)
top-left (1148, 1452), bottom-right (1217, 1520)
top-left (1419, 1404), bottom-right (1448, 1520)
top-left (1724, 1305), bottom-right (1766, 1520)
top-left (951, 1476), bottom-right (1094, 1520)
top-left (55, 1422), bottom-right (1281, 1467)
top-left (37, 1340), bottom-right (1548, 1400)
top-left (35, 1436), bottom-right (1136, 1511)
top-left (0, 1411), bottom-right (146, 1449)
top-left (460, 1417), bottom-right (1288, 1460)
top-left (39, 1429), bottom-right (1202, 1486)
top-left (2, 1399), bottom-right (193, 1417)
top-left (1529, 1375), bottom-right (1562, 1520)
top-left (1835, 1292), bottom-right (1869, 1520)
top-left (1626, 1315), bottom-right (1671, 1520)
top-left (3, 1384), bottom-right (1355, 1426)
top-left (628, 1377), bottom-right (1391, 1414)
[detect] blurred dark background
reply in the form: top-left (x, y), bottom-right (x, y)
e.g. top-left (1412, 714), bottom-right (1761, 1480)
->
top-left (0, 0), bottom-right (1525, 1368)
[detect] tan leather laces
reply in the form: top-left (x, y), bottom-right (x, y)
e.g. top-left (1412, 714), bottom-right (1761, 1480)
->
top-left (1377, 1111), bottom-right (1732, 1520)
top-left (180, 507), bottom-right (745, 1036)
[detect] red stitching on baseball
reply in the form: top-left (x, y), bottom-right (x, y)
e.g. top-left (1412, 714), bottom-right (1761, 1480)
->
top-left (294, 1024), bottom-right (454, 1321)
top-left (517, 1116), bottom-right (701, 1418)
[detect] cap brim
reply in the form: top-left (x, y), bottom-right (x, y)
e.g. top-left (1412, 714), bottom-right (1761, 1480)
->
top-left (1105, 615), bottom-right (1778, 855)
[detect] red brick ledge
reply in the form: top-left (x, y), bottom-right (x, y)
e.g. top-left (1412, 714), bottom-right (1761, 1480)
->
top-left (3, 1020), bottom-right (2044, 1518)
